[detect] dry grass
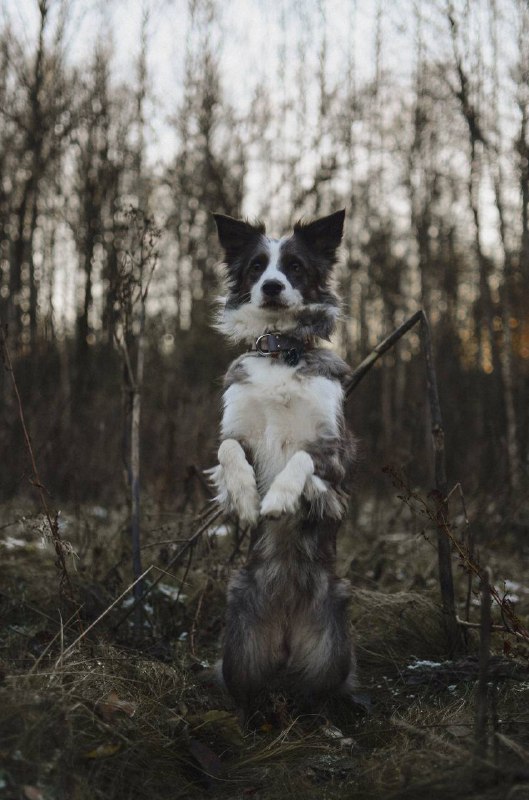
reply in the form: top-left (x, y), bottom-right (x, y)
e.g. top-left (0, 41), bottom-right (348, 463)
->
top-left (1, 498), bottom-right (529, 799)
top-left (351, 588), bottom-right (450, 669)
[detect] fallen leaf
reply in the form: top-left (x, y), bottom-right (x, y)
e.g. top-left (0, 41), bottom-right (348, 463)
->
top-left (447, 723), bottom-right (472, 740)
top-left (23, 788), bottom-right (43, 800)
top-left (84, 742), bottom-right (121, 759)
top-left (259, 722), bottom-right (273, 733)
top-left (187, 709), bottom-right (243, 746)
top-left (96, 691), bottom-right (136, 722)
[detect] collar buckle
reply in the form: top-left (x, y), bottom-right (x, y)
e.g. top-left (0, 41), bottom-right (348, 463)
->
top-left (255, 333), bottom-right (279, 355)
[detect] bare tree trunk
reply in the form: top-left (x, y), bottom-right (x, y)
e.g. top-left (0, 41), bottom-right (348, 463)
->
top-left (485, 0), bottom-right (520, 492)
top-left (447, 5), bottom-right (509, 479)
top-left (7, 1), bottom-right (50, 350)
top-left (515, 1), bottom-right (529, 280)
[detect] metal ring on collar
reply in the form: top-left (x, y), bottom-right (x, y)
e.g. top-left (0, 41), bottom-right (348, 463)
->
top-left (255, 333), bottom-right (277, 355)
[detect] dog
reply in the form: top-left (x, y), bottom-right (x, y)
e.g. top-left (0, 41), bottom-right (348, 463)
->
top-left (209, 209), bottom-right (357, 717)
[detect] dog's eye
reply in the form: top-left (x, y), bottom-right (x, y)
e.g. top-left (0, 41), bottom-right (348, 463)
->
top-left (249, 260), bottom-right (264, 273)
top-left (289, 261), bottom-right (303, 275)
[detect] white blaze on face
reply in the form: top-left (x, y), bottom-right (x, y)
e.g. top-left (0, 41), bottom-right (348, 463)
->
top-left (249, 237), bottom-right (303, 309)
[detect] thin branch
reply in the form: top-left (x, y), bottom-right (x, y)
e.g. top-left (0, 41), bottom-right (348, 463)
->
top-left (0, 325), bottom-right (80, 627)
top-left (474, 567), bottom-right (492, 770)
top-left (344, 309), bottom-right (423, 397)
top-left (54, 565), bottom-right (153, 667)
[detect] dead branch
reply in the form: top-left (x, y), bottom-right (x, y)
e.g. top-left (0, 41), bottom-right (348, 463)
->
top-left (474, 567), bottom-right (492, 774)
top-left (344, 309), bottom-right (423, 397)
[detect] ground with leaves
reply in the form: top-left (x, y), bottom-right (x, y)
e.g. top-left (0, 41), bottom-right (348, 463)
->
top-left (1, 490), bottom-right (529, 800)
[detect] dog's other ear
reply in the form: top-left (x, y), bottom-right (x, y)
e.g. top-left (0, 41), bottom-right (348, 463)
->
top-left (294, 209), bottom-right (345, 259)
top-left (213, 213), bottom-right (265, 263)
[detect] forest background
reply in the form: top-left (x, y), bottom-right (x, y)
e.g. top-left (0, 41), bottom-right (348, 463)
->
top-left (1, 0), bottom-right (528, 509)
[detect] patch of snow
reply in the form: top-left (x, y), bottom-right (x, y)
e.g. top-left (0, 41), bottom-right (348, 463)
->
top-left (323, 725), bottom-right (344, 740)
top-left (407, 660), bottom-right (442, 670)
top-left (2, 536), bottom-right (27, 550)
top-left (90, 506), bottom-right (109, 519)
top-left (505, 579), bottom-right (521, 592)
top-left (208, 524), bottom-right (230, 537)
top-left (157, 583), bottom-right (186, 602)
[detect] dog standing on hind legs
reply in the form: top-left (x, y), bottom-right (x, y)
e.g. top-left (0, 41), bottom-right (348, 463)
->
top-left (209, 209), bottom-right (357, 719)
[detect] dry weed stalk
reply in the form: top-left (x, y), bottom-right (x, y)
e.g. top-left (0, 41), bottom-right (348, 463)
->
top-left (0, 325), bottom-right (80, 625)
top-left (474, 567), bottom-right (492, 773)
top-left (113, 208), bottom-right (160, 613)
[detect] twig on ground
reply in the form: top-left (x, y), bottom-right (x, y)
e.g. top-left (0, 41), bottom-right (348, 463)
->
top-left (175, 546), bottom-right (194, 605)
top-left (455, 616), bottom-right (504, 634)
top-left (140, 538), bottom-right (191, 549)
top-left (190, 579), bottom-right (210, 657)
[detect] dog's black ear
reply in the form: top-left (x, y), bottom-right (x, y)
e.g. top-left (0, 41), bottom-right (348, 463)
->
top-left (294, 209), bottom-right (345, 259)
top-left (213, 213), bottom-right (265, 262)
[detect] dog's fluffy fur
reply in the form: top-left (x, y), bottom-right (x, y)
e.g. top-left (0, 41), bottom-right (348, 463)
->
top-left (209, 210), bottom-right (357, 713)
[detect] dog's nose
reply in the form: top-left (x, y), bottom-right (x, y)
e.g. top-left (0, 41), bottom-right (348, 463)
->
top-left (261, 280), bottom-right (285, 297)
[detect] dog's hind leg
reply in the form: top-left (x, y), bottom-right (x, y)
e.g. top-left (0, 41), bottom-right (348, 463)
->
top-left (288, 577), bottom-right (355, 699)
top-left (222, 567), bottom-right (285, 714)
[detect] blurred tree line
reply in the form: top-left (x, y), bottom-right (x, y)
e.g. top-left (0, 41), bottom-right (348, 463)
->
top-left (0, 0), bottom-right (528, 508)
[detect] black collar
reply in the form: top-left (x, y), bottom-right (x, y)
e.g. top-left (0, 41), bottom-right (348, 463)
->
top-left (247, 332), bottom-right (313, 367)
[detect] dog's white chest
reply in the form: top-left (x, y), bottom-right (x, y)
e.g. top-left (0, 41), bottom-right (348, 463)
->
top-left (222, 357), bottom-right (342, 490)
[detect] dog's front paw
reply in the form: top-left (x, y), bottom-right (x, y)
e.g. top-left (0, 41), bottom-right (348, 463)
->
top-left (233, 484), bottom-right (260, 526)
top-left (260, 451), bottom-right (315, 518)
top-left (218, 439), bottom-right (260, 526)
top-left (260, 484), bottom-right (301, 518)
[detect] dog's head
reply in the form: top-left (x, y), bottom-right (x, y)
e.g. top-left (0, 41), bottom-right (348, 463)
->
top-left (213, 210), bottom-right (345, 342)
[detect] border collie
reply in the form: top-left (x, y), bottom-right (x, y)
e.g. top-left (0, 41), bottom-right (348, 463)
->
top-left (209, 210), bottom-right (357, 716)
